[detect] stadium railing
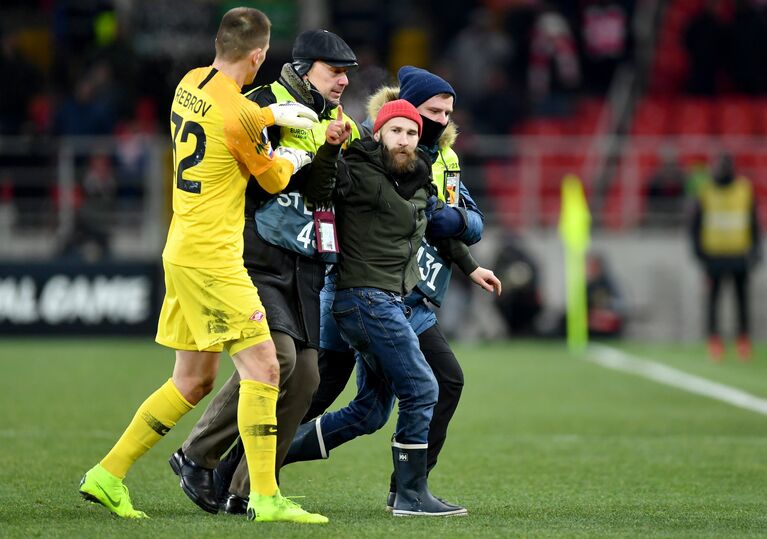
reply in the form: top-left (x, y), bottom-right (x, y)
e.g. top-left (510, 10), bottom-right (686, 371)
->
top-left (1, 133), bottom-right (766, 262)
top-left (0, 135), bottom-right (168, 260)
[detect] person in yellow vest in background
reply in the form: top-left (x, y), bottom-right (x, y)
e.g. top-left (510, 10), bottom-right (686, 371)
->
top-left (691, 152), bottom-right (761, 361)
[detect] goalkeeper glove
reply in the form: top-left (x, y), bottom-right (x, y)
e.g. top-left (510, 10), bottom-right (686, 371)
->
top-left (274, 146), bottom-right (313, 173)
top-left (268, 102), bottom-right (319, 129)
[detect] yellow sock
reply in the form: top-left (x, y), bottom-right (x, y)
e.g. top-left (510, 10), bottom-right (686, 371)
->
top-left (239, 379), bottom-right (279, 497)
top-left (101, 378), bottom-right (193, 479)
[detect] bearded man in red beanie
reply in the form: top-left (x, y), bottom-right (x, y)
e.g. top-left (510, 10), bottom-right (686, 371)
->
top-left (282, 100), bottom-right (501, 516)
top-left (299, 66), bottom-right (486, 513)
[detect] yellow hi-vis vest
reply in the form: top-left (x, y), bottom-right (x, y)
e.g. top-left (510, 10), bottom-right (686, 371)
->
top-left (269, 82), bottom-right (361, 152)
top-left (249, 82), bottom-right (360, 262)
top-left (414, 146), bottom-right (461, 306)
top-left (700, 177), bottom-right (753, 256)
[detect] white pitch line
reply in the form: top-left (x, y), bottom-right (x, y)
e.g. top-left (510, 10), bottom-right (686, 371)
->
top-left (587, 344), bottom-right (767, 417)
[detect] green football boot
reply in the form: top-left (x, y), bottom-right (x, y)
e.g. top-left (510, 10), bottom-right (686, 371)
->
top-left (246, 489), bottom-right (328, 524)
top-left (79, 464), bottom-right (149, 519)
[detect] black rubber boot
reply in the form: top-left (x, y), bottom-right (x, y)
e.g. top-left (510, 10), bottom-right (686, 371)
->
top-left (387, 489), bottom-right (465, 513)
top-left (282, 418), bottom-right (328, 466)
top-left (390, 444), bottom-right (467, 516)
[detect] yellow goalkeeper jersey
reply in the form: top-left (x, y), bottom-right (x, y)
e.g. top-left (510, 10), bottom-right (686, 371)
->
top-left (162, 66), bottom-right (294, 268)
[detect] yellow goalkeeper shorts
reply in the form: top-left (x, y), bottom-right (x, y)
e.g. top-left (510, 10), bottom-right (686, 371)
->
top-left (155, 260), bottom-right (271, 356)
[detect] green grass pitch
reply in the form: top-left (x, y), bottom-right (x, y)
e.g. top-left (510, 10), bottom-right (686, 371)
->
top-left (1, 338), bottom-right (766, 538)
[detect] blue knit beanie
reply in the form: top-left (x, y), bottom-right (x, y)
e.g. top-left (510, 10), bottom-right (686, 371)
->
top-left (397, 66), bottom-right (456, 108)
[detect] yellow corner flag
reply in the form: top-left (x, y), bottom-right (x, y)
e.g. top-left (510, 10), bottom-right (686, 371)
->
top-left (558, 175), bottom-right (591, 353)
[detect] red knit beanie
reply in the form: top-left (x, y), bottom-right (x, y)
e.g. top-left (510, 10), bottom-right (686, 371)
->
top-left (373, 99), bottom-right (422, 137)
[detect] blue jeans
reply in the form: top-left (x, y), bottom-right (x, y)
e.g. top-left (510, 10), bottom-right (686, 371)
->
top-left (319, 272), bottom-right (348, 352)
top-left (320, 273), bottom-right (437, 352)
top-left (406, 294), bottom-right (438, 335)
top-left (319, 287), bottom-right (438, 446)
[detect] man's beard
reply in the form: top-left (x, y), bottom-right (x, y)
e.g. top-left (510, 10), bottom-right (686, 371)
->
top-left (382, 144), bottom-right (418, 175)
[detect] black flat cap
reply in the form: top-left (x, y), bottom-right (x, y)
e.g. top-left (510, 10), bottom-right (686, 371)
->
top-left (292, 29), bottom-right (357, 68)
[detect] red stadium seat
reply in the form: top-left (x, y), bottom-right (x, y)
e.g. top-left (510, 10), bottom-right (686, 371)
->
top-left (569, 99), bottom-right (609, 135)
top-left (485, 160), bottom-right (524, 230)
top-left (537, 149), bottom-right (591, 226)
top-left (630, 98), bottom-right (672, 135)
top-left (603, 164), bottom-right (645, 230)
top-left (751, 99), bottom-right (767, 135)
top-left (670, 99), bottom-right (714, 135)
top-left (602, 181), bottom-right (623, 229)
top-left (717, 99), bottom-right (754, 135)
top-left (514, 118), bottom-right (568, 136)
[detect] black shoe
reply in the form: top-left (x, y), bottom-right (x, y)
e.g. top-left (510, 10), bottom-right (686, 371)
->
top-left (220, 492), bottom-right (249, 515)
top-left (168, 448), bottom-right (219, 514)
top-left (213, 439), bottom-right (244, 503)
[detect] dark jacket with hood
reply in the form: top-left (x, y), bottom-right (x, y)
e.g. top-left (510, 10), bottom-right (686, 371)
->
top-left (310, 137), bottom-right (478, 295)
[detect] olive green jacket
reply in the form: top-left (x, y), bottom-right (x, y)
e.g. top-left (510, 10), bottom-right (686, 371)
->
top-left (310, 138), bottom-right (478, 295)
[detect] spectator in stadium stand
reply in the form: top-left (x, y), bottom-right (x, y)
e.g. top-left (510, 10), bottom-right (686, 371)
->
top-left (284, 67), bottom-right (489, 515)
top-left (442, 7), bottom-right (513, 110)
top-left (58, 153), bottom-right (116, 262)
top-left (690, 153), bottom-right (761, 361)
top-left (728, 0), bottom-right (767, 94)
top-left (54, 61), bottom-right (117, 135)
top-left (167, 29), bottom-right (365, 517)
top-left (283, 99), bottom-right (502, 516)
top-left (684, 0), bottom-right (727, 95)
top-left (471, 67), bottom-right (522, 133)
top-left (0, 28), bottom-right (42, 135)
top-left (579, 0), bottom-right (631, 94)
top-left (645, 146), bottom-right (687, 227)
top-left (528, 2), bottom-right (581, 112)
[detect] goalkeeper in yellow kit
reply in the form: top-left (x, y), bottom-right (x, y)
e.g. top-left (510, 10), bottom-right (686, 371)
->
top-left (78, 7), bottom-right (327, 524)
